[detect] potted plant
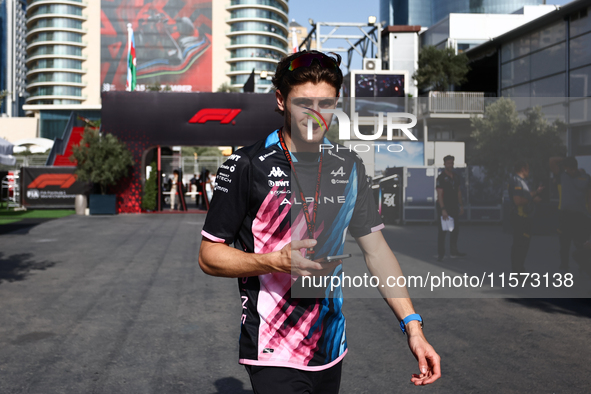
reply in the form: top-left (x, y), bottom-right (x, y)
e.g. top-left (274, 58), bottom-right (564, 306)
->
top-left (71, 127), bottom-right (134, 215)
top-left (141, 161), bottom-right (158, 212)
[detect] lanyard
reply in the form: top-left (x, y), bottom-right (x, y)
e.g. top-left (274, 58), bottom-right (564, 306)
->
top-left (278, 129), bottom-right (323, 257)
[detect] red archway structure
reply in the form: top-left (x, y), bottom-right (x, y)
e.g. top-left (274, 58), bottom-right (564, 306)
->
top-left (102, 91), bottom-right (281, 213)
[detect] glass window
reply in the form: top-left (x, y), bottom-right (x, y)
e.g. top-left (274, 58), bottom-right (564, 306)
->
top-left (570, 32), bottom-right (591, 69)
top-left (230, 47), bottom-right (283, 60)
top-left (230, 0), bottom-right (288, 13)
top-left (230, 74), bottom-right (272, 84)
top-left (230, 9), bottom-right (285, 23)
top-left (231, 22), bottom-right (287, 38)
top-left (29, 4), bottom-right (83, 17)
top-left (29, 18), bottom-right (83, 30)
top-left (530, 21), bottom-right (565, 52)
top-left (29, 45), bottom-right (82, 57)
top-left (501, 56), bottom-right (530, 89)
top-left (531, 73), bottom-right (565, 97)
top-left (231, 61), bottom-right (277, 71)
top-left (570, 7), bottom-right (591, 37)
top-left (29, 85), bottom-right (82, 97)
top-left (29, 72), bottom-right (82, 84)
top-left (29, 31), bottom-right (83, 44)
top-left (503, 35), bottom-right (531, 63)
top-left (230, 34), bottom-right (286, 50)
top-left (29, 58), bottom-right (82, 70)
top-left (570, 65), bottom-right (591, 97)
top-left (531, 42), bottom-right (565, 80)
top-left (502, 82), bottom-right (530, 98)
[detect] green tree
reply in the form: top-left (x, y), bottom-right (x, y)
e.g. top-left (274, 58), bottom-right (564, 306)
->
top-left (71, 128), bottom-right (135, 194)
top-left (413, 46), bottom-right (470, 91)
top-left (217, 82), bottom-right (240, 93)
top-left (469, 98), bottom-right (566, 189)
top-left (0, 90), bottom-right (9, 109)
top-left (141, 161), bottom-right (158, 211)
top-left (145, 83), bottom-right (171, 92)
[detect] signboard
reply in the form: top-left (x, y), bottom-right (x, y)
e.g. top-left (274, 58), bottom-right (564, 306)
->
top-left (22, 167), bottom-right (84, 208)
top-left (101, 0), bottom-right (212, 92)
top-left (102, 91), bottom-right (281, 146)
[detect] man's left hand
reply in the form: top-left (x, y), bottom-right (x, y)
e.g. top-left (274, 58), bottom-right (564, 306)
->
top-left (407, 325), bottom-right (441, 386)
top-left (459, 206), bottom-right (464, 216)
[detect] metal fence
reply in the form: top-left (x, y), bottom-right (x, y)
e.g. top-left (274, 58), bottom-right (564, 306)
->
top-left (426, 91), bottom-right (486, 114)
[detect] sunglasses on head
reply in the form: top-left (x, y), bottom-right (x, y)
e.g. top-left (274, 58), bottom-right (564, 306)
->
top-left (288, 52), bottom-right (341, 72)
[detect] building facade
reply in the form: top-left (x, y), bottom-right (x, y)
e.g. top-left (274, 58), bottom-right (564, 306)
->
top-left (225, 0), bottom-right (289, 92)
top-left (466, 0), bottom-right (591, 157)
top-left (1, 0), bottom-right (27, 116)
top-left (380, 0), bottom-right (546, 28)
top-left (24, 0), bottom-right (100, 108)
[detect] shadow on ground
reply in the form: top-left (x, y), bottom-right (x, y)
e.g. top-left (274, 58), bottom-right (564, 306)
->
top-left (210, 377), bottom-right (252, 394)
top-left (506, 298), bottom-right (591, 319)
top-left (0, 252), bottom-right (56, 283)
top-left (0, 218), bottom-right (52, 235)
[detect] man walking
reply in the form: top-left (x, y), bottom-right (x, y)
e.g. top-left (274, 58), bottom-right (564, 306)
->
top-left (198, 50), bottom-right (440, 393)
top-left (508, 160), bottom-right (543, 272)
top-left (436, 155), bottom-right (465, 261)
top-left (550, 156), bottom-right (591, 271)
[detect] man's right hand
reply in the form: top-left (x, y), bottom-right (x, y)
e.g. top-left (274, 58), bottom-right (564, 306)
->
top-left (276, 239), bottom-right (342, 277)
top-left (441, 209), bottom-right (449, 220)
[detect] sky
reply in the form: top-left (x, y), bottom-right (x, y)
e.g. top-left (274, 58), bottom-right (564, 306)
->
top-left (287, 0), bottom-right (574, 69)
top-left (288, 0), bottom-right (573, 26)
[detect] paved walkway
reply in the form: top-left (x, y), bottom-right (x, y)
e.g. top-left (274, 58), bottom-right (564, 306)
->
top-left (0, 214), bottom-right (590, 393)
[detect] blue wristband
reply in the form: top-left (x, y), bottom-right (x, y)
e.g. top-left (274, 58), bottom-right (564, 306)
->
top-left (400, 314), bottom-right (423, 334)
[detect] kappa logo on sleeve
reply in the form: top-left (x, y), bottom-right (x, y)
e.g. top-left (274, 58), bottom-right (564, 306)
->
top-left (268, 167), bottom-right (288, 178)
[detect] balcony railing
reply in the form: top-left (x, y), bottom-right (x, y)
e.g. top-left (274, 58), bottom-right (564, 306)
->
top-left (424, 91), bottom-right (487, 114)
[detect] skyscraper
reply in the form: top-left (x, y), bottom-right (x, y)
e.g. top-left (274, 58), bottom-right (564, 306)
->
top-left (226, 0), bottom-right (289, 91)
top-left (1, 0), bottom-right (27, 116)
top-left (380, 0), bottom-right (547, 28)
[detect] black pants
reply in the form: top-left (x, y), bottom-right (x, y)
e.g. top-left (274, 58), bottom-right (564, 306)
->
top-left (558, 210), bottom-right (591, 267)
top-left (438, 208), bottom-right (460, 258)
top-left (511, 214), bottom-right (531, 272)
top-left (245, 361), bottom-right (342, 394)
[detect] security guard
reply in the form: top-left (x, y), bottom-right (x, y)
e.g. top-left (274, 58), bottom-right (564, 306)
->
top-left (508, 160), bottom-right (543, 272)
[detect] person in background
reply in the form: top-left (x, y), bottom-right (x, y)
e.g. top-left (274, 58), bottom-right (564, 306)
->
top-left (508, 160), bottom-right (544, 272)
top-left (550, 156), bottom-right (591, 272)
top-left (170, 170), bottom-right (180, 211)
top-left (436, 155), bottom-right (466, 261)
top-left (190, 173), bottom-right (198, 202)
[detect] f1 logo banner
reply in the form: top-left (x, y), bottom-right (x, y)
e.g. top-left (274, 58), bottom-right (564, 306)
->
top-left (22, 167), bottom-right (85, 208)
top-left (188, 109), bottom-right (242, 124)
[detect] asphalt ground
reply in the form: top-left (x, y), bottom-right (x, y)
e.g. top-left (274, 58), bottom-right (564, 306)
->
top-left (0, 214), bottom-right (590, 393)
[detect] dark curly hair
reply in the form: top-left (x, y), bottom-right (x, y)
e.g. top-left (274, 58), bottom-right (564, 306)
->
top-left (272, 50), bottom-right (343, 115)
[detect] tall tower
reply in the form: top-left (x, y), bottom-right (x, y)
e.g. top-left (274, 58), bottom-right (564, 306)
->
top-left (24, 0), bottom-right (100, 110)
top-left (225, 0), bottom-right (289, 92)
top-left (1, 0), bottom-right (27, 116)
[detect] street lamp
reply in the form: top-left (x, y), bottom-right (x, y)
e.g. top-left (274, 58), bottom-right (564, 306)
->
top-left (308, 18), bottom-right (315, 26)
top-left (368, 15), bottom-right (377, 25)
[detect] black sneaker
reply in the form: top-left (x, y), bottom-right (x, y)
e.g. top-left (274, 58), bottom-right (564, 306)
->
top-left (450, 251), bottom-right (466, 258)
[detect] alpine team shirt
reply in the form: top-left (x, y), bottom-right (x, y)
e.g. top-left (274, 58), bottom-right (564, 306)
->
top-left (201, 130), bottom-right (383, 371)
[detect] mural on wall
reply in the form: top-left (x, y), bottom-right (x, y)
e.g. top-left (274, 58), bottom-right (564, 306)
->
top-left (101, 0), bottom-right (212, 92)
